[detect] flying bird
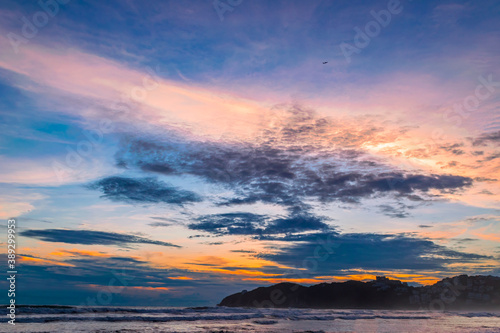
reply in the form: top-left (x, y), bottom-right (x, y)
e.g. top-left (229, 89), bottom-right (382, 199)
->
top-left (323, 61), bottom-right (328, 64)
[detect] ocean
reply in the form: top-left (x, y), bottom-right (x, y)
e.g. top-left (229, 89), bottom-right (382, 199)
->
top-left (1, 306), bottom-right (499, 332)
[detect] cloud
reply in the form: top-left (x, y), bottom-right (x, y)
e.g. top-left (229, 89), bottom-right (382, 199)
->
top-left (231, 250), bottom-right (257, 254)
top-left (258, 232), bottom-right (494, 276)
top-left (50, 249), bottom-right (110, 258)
top-left (0, 33), bottom-right (268, 143)
top-left (264, 214), bottom-right (331, 234)
top-left (189, 213), bottom-right (268, 236)
top-left (20, 229), bottom-right (181, 248)
top-left (472, 131), bottom-right (500, 146)
top-left (88, 176), bottom-right (201, 205)
top-left (483, 152), bottom-right (500, 162)
top-left (189, 212), bottom-right (333, 236)
top-left (115, 108), bottom-right (473, 212)
top-left (431, 3), bottom-right (466, 27)
top-left (148, 216), bottom-right (177, 227)
top-left (0, 252), bottom-right (227, 306)
top-left (439, 143), bottom-right (465, 156)
top-left (148, 222), bottom-right (173, 227)
top-left (378, 204), bottom-right (411, 219)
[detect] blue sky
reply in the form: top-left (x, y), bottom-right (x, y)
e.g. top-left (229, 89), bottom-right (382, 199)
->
top-left (0, 0), bottom-right (499, 306)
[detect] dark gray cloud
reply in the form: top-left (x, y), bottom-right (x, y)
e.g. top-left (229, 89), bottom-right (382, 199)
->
top-left (148, 217), bottom-right (176, 227)
top-left (440, 143), bottom-right (465, 155)
top-left (107, 108), bottom-right (473, 227)
top-left (478, 189), bottom-right (494, 195)
top-left (189, 213), bottom-right (268, 236)
top-left (150, 217), bottom-right (172, 221)
top-left (20, 229), bottom-right (181, 248)
top-left (483, 152), bottom-right (500, 161)
top-left (148, 222), bottom-right (173, 227)
top-left (258, 232), bottom-right (493, 275)
top-left (189, 212), bottom-right (332, 236)
top-left (231, 250), bottom-right (257, 253)
top-left (472, 131), bottom-right (500, 146)
top-left (115, 128), bottom-right (472, 213)
top-left (378, 204), bottom-right (412, 218)
top-left (453, 238), bottom-right (480, 244)
top-left (265, 214), bottom-right (331, 234)
top-left (89, 176), bottom-right (201, 205)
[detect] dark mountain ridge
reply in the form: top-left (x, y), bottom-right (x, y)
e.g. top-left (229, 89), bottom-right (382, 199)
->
top-left (219, 275), bottom-right (500, 310)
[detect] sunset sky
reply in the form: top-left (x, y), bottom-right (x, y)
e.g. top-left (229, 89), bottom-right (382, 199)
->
top-left (0, 0), bottom-right (499, 306)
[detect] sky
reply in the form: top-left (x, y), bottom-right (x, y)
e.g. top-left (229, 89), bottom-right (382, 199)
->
top-left (0, 0), bottom-right (499, 307)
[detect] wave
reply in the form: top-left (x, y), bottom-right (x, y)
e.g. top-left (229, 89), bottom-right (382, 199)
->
top-left (0, 306), bottom-right (380, 316)
top-left (456, 312), bottom-right (500, 318)
top-left (4, 306), bottom-right (497, 323)
top-left (2, 305), bottom-right (252, 315)
top-left (5, 306), bottom-right (445, 323)
top-left (16, 313), bottom-right (436, 324)
top-left (16, 313), bottom-right (267, 323)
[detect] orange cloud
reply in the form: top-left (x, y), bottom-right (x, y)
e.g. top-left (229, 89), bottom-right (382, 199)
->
top-left (19, 255), bottom-right (74, 267)
top-left (417, 229), bottom-right (468, 240)
top-left (322, 269), bottom-right (444, 285)
top-left (193, 256), bottom-right (231, 266)
top-left (470, 231), bottom-right (500, 243)
top-left (50, 249), bottom-right (110, 257)
top-left (126, 286), bottom-right (171, 291)
top-left (199, 268), bottom-right (281, 278)
top-left (247, 274), bottom-right (442, 286)
top-left (242, 277), bottom-right (328, 284)
top-left (84, 284), bottom-right (170, 291)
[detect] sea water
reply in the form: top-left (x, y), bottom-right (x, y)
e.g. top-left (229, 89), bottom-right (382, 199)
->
top-left (0, 306), bottom-right (499, 332)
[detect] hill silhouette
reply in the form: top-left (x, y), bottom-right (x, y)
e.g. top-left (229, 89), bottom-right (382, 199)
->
top-left (219, 275), bottom-right (500, 310)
